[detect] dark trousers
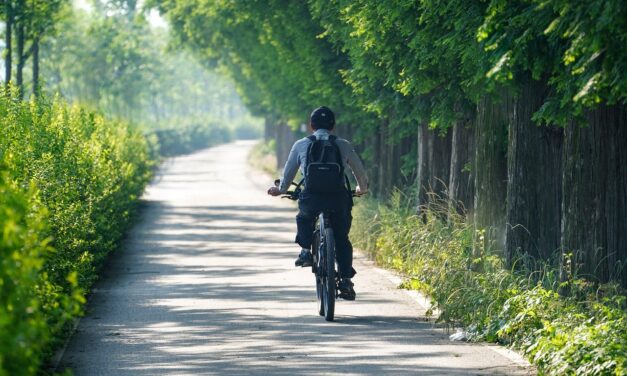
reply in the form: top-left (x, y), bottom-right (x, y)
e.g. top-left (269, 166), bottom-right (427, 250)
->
top-left (295, 190), bottom-right (355, 278)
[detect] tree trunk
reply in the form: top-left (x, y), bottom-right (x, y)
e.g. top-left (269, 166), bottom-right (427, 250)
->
top-left (401, 134), bottom-right (416, 186)
top-left (379, 119), bottom-right (407, 198)
top-left (449, 117), bottom-right (475, 216)
top-left (416, 123), bottom-right (429, 211)
top-left (4, 0), bottom-right (12, 89)
top-left (377, 120), bottom-right (393, 198)
top-left (561, 105), bottom-right (627, 287)
top-left (505, 77), bottom-right (563, 268)
top-left (275, 121), bottom-right (293, 170)
top-left (32, 37), bottom-right (39, 96)
top-left (395, 134), bottom-right (410, 187)
top-left (369, 128), bottom-right (381, 197)
top-left (428, 128), bottom-right (452, 203)
top-left (264, 116), bottom-right (273, 142)
top-left (390, 126), bottom-right (401, 190)
top-left (416, 124), bottom-right (452, 213)
top-left (340, 123), bottom-right (354, 141)
top-left (274, 119), bottom-right (283, 170)
top-left (474, 91), bottom-right (511, 253)
top-left (16, 17), bottom-right (25, 97)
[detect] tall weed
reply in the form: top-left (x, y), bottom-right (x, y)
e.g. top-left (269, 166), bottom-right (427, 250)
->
top-left (352, 190), bottom-right (626, 375)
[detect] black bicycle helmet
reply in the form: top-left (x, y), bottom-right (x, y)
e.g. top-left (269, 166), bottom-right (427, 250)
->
top-left (309, 106), bottom-right (335, 130)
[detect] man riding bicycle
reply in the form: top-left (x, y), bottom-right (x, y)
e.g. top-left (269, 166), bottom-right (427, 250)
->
top-left (267, 106), bottom-right (368, 300)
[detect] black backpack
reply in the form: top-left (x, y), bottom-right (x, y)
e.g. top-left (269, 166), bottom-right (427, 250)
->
top-left (304, 135), bottom-right (346, 193)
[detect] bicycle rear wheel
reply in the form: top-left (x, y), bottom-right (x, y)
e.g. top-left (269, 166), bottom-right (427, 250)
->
top-left (312, 229), bottom-right (324, 316)
top-left (323, 227), bottom-right (336, 321)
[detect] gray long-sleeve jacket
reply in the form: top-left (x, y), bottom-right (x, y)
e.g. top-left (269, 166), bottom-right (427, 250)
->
top-left (278, 129), bottom-right (369, 193)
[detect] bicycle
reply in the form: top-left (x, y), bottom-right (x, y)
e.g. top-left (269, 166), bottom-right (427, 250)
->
top-left (276, 179), bottom-right (359, 321)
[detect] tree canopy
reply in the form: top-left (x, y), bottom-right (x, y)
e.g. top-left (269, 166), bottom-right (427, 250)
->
top-left (153, 0), bottom-right (625, 128)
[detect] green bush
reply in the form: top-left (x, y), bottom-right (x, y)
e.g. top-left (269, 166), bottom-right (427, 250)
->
top-left (1, 176), bottom-right (53, 376)
top-left (0, 91), bottom-right (153, 375)
top-left (150, 122), bottom-right (232, 157)
top-left (232, 119), bottom-right (262, 140)
top-left (352, 192), bottom-right (626, 375)
top-left (247, 139), bottom-right (278, 176)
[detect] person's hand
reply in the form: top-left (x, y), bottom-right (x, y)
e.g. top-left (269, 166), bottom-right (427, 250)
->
top-left (355, 185), bottom-right (367, 196)
top-left (267, 186), bottom-right (281, 196)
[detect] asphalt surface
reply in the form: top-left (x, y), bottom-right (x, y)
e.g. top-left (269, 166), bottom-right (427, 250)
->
top-left (59, 140), bottom-right (533, 375)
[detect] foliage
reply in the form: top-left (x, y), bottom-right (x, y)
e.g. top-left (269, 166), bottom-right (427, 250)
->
top-left (39, 3), bottom-right (255, 130)
top-left (0, 0), bottom-right (68, 94)
top-left (0, 176), bottom-right (61, 376)
top-left (247, 139), bottom-right (278, 177)
top-left (479, 0), bottom-right (627, 123)
top-left (149, 120), bottom-right (232, 157)
top-left (0, 90), bottom-right (153, 375)
top-left (153, 0), bottom-right (368, 129)
top-left (154, 0), bottom-right (626, 131)
top-left (352, 192), bottom-right (627, 375)
top-left (232, 117), bottom-right (263, 140)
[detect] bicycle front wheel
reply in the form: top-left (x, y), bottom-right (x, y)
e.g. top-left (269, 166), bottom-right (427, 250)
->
top-left (323, 227), bottom-right (336, 321)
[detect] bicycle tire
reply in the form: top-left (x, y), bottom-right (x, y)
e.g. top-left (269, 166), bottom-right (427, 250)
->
top-left (312, 229), bottom-right (324, 316)
top-left (323, 227), bottom-right (336, 321)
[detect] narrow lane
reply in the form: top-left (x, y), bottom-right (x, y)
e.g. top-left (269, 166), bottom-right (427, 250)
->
top-left (59, 141), bottom-right (531, 375)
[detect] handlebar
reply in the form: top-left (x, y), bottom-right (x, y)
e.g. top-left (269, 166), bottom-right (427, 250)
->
top-left (274, 178), bottom-right (366, 200)
top-left (281, 190), bottom-right (300, 201)
top-left (280, 189), bottom-right (365, 201)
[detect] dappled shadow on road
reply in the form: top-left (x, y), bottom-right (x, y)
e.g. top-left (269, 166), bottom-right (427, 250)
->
top-left (62, 198), bottom-right (522, 375)
top-left (60, 143), bottom-right (528, 376)
top-left (65, 280), bottom-right (480, 375)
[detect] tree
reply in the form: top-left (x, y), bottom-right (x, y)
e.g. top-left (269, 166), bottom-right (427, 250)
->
top-left (154, 0), bottom-right (627, 285)
top-left (2, 0), bottom-right (14, 90)
top-left (40, 3), bottom-right (252, 129)
top-left (0, 0), bottom-right (66, 95)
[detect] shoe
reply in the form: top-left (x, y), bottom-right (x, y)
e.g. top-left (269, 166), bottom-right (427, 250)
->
top-left (295, 249), bottom-right (313, 267)
top-left (338, 278), bottom-right (356, 300)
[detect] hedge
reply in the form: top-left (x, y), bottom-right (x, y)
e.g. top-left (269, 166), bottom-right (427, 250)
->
top-left (149, 122), bottom-right (232, 157)
top-left (0, 92), bottom-right (153, 375)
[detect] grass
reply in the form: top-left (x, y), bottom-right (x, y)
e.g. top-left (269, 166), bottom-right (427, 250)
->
top-left (248, 139), bottom-right (279, 176)
top-left (351, 190), bottom-right (626, 376)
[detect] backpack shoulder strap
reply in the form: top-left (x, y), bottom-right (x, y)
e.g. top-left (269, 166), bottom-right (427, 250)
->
top-left (327, 135), bottom-right (343, 164)
top-left (305, 135), bottom-right (317, 167)
top-left (328, 135), bottom-right (351, 191)
top-left (327, 135), bottom-right (340, 150)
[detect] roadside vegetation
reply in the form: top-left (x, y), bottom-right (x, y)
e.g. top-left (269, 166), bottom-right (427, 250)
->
top-left (352, 194), bottom-right (626, 375)
top-left (248, 121), bottom-right (627, 376)
top-left (248, 140), bottom-right (278, 177)
top-left (0, 91), bottom-right (152, 375)
top-left (176, 1), bottom-right (627, 374)
top-left (148, 122), bottom-right (232, 157)
top-left (2, 0), bottom-right (625, 374)
top-left (39, 2), bottom-right (261, 138)
top-left (155, 0), bottom-right (626, 292)
top-left (1, 2), bottom-right (258, 374)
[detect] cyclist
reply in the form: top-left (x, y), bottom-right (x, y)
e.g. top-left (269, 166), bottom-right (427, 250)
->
top-left (267, 106), bottom-right (368, 300)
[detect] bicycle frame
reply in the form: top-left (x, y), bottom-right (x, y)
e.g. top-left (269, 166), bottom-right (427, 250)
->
top-left (275, 177), bottom-right (362, 321)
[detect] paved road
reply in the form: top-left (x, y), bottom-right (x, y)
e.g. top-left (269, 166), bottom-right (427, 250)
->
top-left (59, 141), bottom-right (532, 375)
